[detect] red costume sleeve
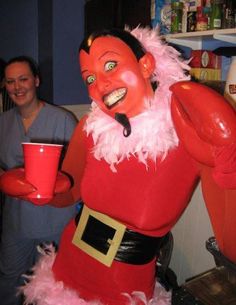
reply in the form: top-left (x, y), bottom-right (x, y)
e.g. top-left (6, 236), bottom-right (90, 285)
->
top-left (170, 81), bottom-right (236, 263)
top-left (212, 143), bottom-right (236, 189)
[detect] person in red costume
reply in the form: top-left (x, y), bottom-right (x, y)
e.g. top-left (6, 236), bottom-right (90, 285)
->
top-left (1, 27), bottom-right (236, 305)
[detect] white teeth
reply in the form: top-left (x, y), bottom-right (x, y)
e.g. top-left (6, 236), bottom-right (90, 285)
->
top-left (15, 92), bottom-right (24, 97)
top-left (104, 88), bottom-right (127, 107)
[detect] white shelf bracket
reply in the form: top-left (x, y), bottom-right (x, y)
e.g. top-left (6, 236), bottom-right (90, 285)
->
top-left (213, 34), bottom-right (236, 44)
top-left (165, 37), bottom-right (203, 49)
top-left (165, 29), bottom-right (236, 50)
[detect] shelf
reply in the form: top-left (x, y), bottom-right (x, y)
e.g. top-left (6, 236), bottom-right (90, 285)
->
top-left (165, 28), bottom-right (236, 49)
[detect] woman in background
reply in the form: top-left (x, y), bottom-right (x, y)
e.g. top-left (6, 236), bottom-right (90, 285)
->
top-left (0, 56), bottom-right (78, 305)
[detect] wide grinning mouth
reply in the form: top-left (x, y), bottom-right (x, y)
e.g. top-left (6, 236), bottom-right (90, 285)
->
top-left (103, 88), bottom-right (127, 109)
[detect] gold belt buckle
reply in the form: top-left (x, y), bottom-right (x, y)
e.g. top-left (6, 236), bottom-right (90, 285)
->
top-left (72, 205), bottom-right (126, 267)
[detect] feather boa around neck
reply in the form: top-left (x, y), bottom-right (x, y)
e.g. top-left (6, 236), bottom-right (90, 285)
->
top-left (85, 100), bottom-right (178, 172)
top-left (84, 27), bottom-right (190, 172)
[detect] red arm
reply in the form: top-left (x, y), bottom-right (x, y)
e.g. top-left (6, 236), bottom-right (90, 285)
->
top-left (170, 81), bottom-right (236, 263)
top-left (49, 116), bottom-right (87, 207)
top-left (170, 81), bottom-right (236, 189)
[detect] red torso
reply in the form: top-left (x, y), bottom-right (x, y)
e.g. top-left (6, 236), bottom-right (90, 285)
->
top-left (81, 135), bottom-right (199, 236)
top-left (52, 135), bottom-right (199, 304)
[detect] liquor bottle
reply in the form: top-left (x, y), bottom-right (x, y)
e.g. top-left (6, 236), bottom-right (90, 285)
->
top-left (210, 0), bottom-right (222, 29)
top-left (222, 0), bottom-right (235, 29)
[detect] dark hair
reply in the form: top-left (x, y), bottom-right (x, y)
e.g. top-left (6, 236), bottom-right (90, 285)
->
top-left (0, 58), bottom-right (6, 82)
top-left (79, 28), bottom-right (146, 60)
top-left (4, 55), bottom-right (40, 80)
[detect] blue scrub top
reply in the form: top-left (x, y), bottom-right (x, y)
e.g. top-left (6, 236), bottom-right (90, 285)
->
top-left (0, 103), bottom-right (78, 238)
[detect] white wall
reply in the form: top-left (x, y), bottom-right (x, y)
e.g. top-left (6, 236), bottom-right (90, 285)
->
top-left (61, 104), bottom-right (90, 120)
top-left (170, 184), bottom-right (215, 285)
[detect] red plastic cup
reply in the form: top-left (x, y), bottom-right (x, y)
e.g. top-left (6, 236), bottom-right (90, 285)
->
top-left (22, 142), bottom-right (63, 205)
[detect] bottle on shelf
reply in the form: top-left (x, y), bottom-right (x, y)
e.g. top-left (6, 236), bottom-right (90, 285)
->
top-left (171, 1), bottom-right (184, 33)
top-left (182, 1), bottom-right (189, 33)
top-left (222, 0), bottom-right (235, 29)
top-left (187, 11), bottom-right (197, 32)
top-left (210, 0), bottom-right (222, 29)
top-left (203, 0), bottom-right (212, 29)
top-left (196, 6), bottom-right (208, 31)
top-left (213, 47), bottom-right (236, 109)
top-left (160, 0), bottom-right (172, 35)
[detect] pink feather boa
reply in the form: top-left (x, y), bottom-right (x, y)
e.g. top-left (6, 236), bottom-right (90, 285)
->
top-left (20, 246), bottom-right (171, 305)
top-left (85, 27), bottom-right (190, 172)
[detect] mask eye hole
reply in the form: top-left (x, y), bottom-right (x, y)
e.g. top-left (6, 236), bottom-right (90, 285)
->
top-left (104, 61), bottom-right (117, 72)
top-left (86, 75), bottom-right (96, 85)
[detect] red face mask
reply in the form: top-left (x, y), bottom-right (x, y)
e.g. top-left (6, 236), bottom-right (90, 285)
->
top-left (79, 36), bottom-right (154, 118)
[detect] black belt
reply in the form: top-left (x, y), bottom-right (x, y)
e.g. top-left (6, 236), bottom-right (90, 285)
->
top-left (74, 204), bottom-right (164, 266)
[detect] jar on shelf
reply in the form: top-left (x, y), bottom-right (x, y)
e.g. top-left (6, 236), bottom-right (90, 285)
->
top-left (196, 6), bottom-right (208, 31)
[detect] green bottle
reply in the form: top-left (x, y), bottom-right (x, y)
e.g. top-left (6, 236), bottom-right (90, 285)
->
top-left (171, 1), bottom-right (183, 33)
top-left (210, 0), bottom-right (222, 29)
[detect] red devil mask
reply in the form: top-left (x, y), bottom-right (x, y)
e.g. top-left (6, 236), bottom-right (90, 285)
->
top-left (79, 36), bottom-right (155, 119)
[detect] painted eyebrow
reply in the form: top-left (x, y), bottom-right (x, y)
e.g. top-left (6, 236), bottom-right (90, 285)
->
top-left (98, 51), bottom-right (120, 60)
top-left (81, 51), bottom-right (119, 74)
top-left (81, 69), bottom-right (88, 74)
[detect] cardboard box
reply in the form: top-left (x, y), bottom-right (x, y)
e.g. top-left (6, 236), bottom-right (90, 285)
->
top-left (188, 0), bottom-right (202, 11)
top-left (190, 50), bottom-right (222, 69)
top-left (190, 68), bottom-right (221, 81)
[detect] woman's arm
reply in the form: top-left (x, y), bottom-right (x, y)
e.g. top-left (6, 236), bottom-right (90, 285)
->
top-left (0, 116), bottom-right (88, 206)
top-left (49, 115), bottom-right (88, 207)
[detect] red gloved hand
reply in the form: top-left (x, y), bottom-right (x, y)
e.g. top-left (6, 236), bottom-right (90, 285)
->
top-left (0, 168), bottom-right (36, 195)
top-left (0, 168), bottom-right (71, 205)
top-left (170, 81), bottom-right (236, 166)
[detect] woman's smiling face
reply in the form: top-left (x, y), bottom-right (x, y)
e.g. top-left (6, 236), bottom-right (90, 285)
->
top-left (4, 61), bottom-right (39, 108)
top-left (79, 36), bottom-right (154, 118)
